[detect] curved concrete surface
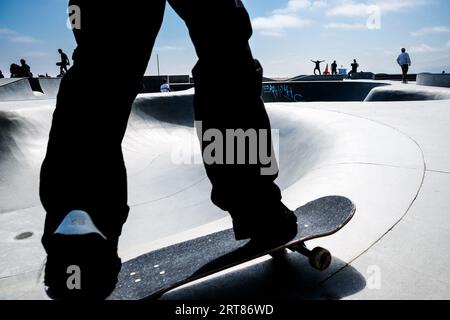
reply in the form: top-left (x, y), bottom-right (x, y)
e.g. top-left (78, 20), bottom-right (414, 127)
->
top-left (0, 79), bottom-right (37, 101)
top-left (0, 85), bottom-right (449, 299)
top-left (262, 81), bottom-right (388, 102)
top-left (365, 82), bottom-right (450, 101)
top-left (37, 78), bottom-right (61, 99)
top-left (0, 78), bottom-right (62, 101)
top-left (417, 73), bottom-right (450, 88)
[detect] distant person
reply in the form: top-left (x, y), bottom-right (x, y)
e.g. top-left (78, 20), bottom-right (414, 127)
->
top-left (397, 48), bottom-right (411, 84)
top-left (19, 59), bottom-right (33, 78)
top-left (57, 49), bottom-right (71, 76)
top-left (0, 70), bottom-right (4, 79)
top-left (10, 63), bottom-right (21, 78)
top-left (331, 61), bottom-right (338, 75)
top-left (311, 59), bottom-right (325, 75)
top-left (348, 59), bottom-right (359, 78)
top-left (160, 79), bottom-right (171, 92)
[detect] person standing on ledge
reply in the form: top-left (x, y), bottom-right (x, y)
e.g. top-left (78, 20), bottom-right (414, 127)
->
top-left (160, 79), bottom-right (171, 92)
top-left (311, 59), bottom-right (325, 75)
top-left (397, 48), bottom-right (411, 84)
top-left (57, 49), bottom-right (71, 76)
top-left (348, 59), bottom-right (359, 79)
top-left (40, 0), bottom-right (298, 300)
top-left (19, 59), bottom-right (33, 78)
top-left (331, 60), bottom-right (338, 75)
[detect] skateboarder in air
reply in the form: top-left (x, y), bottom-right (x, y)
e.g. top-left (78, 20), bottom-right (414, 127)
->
top-left (40, 0), bottom-right (298, 300)
top-left (57, 49), bottom-right (71, 76)
top-left (311, 59), bottom-right (325, 75)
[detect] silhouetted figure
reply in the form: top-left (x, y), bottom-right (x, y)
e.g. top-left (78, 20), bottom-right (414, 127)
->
top-left (57, 49), bottom-right (71, 76)
top-left (331, 61), bottom-right (338, 75)
top-left (0, 70), bottom-right (4, 79)
top-left (348, 59), bottom-right (359, 78)
top-left (19, 59), bottom-right (33, 78)
top-left (311, 59), bottom-right (325, 75)
top-left (40, 0), bottom-right (298, 300)
top-left (160, 79), bottom-right (171, 92)
top-left (10, 63), bottom-right (21, 78)
top-left (397, 48), bottom-right (411, 84)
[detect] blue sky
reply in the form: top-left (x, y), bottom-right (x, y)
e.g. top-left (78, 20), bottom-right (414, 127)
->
top-left (1, 0), bottom-right (450, 77)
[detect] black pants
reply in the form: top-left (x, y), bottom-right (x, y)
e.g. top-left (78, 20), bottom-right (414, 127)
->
top-left (56, 62), bottom-right (68, 75)
top-left (40, 0), bottom-right (282, 243)
top-left (401, 64), bottom-right (409, 82)
top-left (314, 68), bottom-right (321, 75)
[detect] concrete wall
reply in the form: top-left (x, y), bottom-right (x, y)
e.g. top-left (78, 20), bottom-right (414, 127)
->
top-left (262, 81), bottom-right (389, 102)
top-left (141, 75), bottom-right (192, 93)
top-left (374, 74), bottom-right (417, 81)
top-left (0, 78), bottom-right (36, 101)
top-left (290, 75), bottom-right (345, 81)
top-left (417, 73), bottom-right (450, 88)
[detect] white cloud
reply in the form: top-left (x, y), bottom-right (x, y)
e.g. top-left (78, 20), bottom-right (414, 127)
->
top-left (327, 0), bottom-right (429, 17)
top-left (409, 42), bottom-right (450, 54)
top-left (324, 22), bottom-right (367, 29)
top-left (411, 26), bottom-right (450, 37)
top-left (0, 28), bottom-right (17, 35)
top-left (273, 0), bottom-right (327, 14)
top-left (410, 44), bottom-right (439, 53)
top-left (10, 36), bottom-right (41, 44)
top-left (252, 14), bottom-right (310, 31)
top-left (0, 27), bottom-right (41, 44)
top-left (21, 51), bottom-right (49, 58)
top-left (251, 1), bottom-right (315, 37)
top-left (155, 46), bottom-right (184, 52)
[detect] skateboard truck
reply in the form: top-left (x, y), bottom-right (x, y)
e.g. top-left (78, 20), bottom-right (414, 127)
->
top-left (271, 243), bottom-right (332, 271)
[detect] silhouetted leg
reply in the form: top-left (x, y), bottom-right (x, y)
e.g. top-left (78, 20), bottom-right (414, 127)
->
top-left (401, 65), bottom-right (408, 82)
top-left (169, 0), bottom-right (284, 237)
top-left (40, 0), bottom-right (166, 247)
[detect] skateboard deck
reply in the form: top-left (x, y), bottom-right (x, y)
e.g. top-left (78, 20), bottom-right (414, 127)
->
top-left (109, 196), bottom-right (355, 300)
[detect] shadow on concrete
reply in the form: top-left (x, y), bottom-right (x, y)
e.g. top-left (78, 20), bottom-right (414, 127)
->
top-left (162, 253), bottom-right (366, 300)
top-left (133, 94), bottom-right (195, 128)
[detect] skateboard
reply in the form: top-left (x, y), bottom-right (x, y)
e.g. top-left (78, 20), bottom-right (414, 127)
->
top-left (109, 196), bottom-right (355, 300)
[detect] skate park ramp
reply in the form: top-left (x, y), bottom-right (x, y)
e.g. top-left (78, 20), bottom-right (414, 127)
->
top-left (0, 78), bottom-right (61, 101)
top-left (1, 80), bottom-right (450, 299)
top-left (262, 81), bottom-right (388, 102)
top-left (0, 79), bottom-right (37, 101)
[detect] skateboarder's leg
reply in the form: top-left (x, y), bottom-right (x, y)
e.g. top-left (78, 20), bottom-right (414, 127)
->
top-left (40, 0), bottom-right (166, 298)
top-left (169, 0), bottom-right (296, 240)
top-left (41, 0), bottom-right (165, 242)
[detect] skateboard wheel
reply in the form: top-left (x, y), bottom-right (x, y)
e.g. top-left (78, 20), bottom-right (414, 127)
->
top-left (270, 249), bottom-right (288, 259)
top-left (309, 247), bottom-right (331, 271)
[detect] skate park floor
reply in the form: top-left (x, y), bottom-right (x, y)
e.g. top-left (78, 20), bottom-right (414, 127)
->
top-left (0, 81), bottom-right (449, 300)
